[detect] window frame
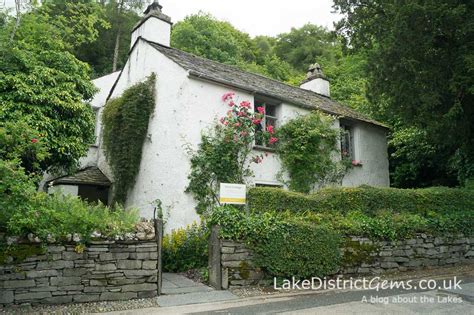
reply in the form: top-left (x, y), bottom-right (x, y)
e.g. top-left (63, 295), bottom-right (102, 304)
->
top-left (340, 123), bottom-right (354, 160)
top-left (254, 97), bottom-right (280, 149)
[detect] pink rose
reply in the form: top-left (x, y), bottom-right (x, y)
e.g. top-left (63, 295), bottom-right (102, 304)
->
top-left (257, 106), bottom-right (265, 114)
top-left (240, 101), bottom-right (251, 108)
top-left (222, 92), bottom-right (235, 102)
top-left (266, 125), bottom-right (274, 134)
top-left (269, 137), bottom-right (278, 145)
top-left (31, 138), bottom-right (38, 143)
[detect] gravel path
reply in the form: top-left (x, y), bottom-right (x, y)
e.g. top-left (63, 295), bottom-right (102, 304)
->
top-left (0, 297), bottom-right (160, 315)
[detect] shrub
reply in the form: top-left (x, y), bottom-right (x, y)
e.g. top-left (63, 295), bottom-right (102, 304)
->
top-left (162, 222), bottom-right (209, 272)
top-left (252, 221), bottom-right (341, 278)
top-left (1, 160), bottom-right (138, 243)
top-left (7, 193), bottom-right (138, 243)
top-left (0, 160), bottom-right (37, 230)
top-left (248, 186), bottom-right (474, 215)
top-left (209, 206), bottom-right (341, 278)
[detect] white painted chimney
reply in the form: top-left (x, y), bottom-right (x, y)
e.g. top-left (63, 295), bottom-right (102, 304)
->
top-left (300, 63), bottom-right (330, 97)
top-left (130, 0), bottom-right (172, 47)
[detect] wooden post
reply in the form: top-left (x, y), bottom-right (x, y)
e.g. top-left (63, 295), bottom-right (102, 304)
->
top-left (208, 225), bottom-right (222, 290)
top-left (155, 217), bottom-right (163, 295)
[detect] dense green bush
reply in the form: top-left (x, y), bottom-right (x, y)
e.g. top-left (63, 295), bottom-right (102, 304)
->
top-left (0, 160), bottom-right (37, 230)
top-left (209, 206), bottom-right (342, 278)
top-left (8, 193), bottom-right (138, 243)
top-left (248, 186), bottom-right (474, 215)
top-left (162, 222), bottom-right (209, 272)
top-left (0, 160), bottom-right (138, 243)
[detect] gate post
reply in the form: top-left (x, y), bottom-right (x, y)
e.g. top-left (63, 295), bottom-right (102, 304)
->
top-left (153, 206), bottom-right (163, 296)
top-left (208, 225), bottom-right (222, 290)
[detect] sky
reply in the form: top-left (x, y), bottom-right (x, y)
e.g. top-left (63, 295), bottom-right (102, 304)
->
top-left (2, 0), bottom-right (342, 37)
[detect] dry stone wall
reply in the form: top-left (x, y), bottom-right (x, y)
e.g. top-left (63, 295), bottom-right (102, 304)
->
top-left (218, 235), bottom-right (474, 288)
top-left (0, 241), bottom-right (158, 306)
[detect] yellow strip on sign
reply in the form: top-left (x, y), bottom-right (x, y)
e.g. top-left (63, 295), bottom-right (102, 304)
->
top-left (219, 197), bottom-right (246, 203)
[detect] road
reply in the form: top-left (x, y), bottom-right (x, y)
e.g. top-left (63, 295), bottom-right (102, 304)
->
top-left (104, 278), bottom-right (474, 315)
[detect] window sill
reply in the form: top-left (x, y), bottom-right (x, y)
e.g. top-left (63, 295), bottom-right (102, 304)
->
top-left (253, 145), bottom-right (276, 153)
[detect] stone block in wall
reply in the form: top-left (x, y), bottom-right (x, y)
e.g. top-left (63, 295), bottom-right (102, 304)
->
top-left (73, 294), bottom-right (100, 303)
top-left (142, 260), bottom-right (157, 270)
top-left (121, 283), bottom-right (157, 292)
top-left (36, 260), bottom-right (74, 270)
top-left (26, 269), bottom-right (59, 278)
top-left (95, 263), bottom-right (117, 271)
top-left (100, 292), bottom-right (137, 301)
top-left (2, 279), bottom-right (36, 289)
top-left (15, 291), bottom-right (51, 301)
top-left (50, 276), bottom-right (81, 286)
top-left (0, 291), bottom-right (14, 304)
top-left (117, 260), bottom-right (142, 270)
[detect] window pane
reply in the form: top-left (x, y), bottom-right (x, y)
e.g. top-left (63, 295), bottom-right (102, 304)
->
top-left (266, 104), bottom-right (277, 117)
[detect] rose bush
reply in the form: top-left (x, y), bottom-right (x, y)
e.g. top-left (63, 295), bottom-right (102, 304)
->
top-left (186, 93), bottom-right (277, 214)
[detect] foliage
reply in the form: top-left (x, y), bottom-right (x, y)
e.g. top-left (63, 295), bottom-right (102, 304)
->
top-left (248, 186), bottom-right (474, 216)
top-left (39, 0), bottom-right (109, 50)
top-left (72, 0), bottom-right (144, 76)
top-left (162, 222), bottom-right (209, 273)
top-left (209, 206), bottom-right (342, 278)
top-left (171, 13), bottom-right (297, 83)
top-left (274, 23), bottom-right (339, 72)
top-left (334, 0), bottom-right (474, 187)
top-left (102, 74), bottom-right (156, 204)
top-left (276, 112), bottom-right (349, 193)
top-left (0, 160), bottom-right (138, 242)
top-left (0, 120), bottom-right (49, 176)
top-left (7, 193), bottom-right (138, 243)
top-left (186, 93), bottom-right (276, 214)
top-left (0, 11), bottom-right (97, 174)
top-left (172, 12), bottom-right (257, 66)
top-left (0, 160), bottom-right (37, 231)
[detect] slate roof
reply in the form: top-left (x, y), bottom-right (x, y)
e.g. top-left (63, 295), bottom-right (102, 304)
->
top-left (148, 41), bottom-right (388, 128)
top-left (50, 167), bottom-right (111, 187)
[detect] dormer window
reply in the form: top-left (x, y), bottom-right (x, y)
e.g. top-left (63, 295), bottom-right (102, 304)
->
top-left (254, 98), bottom-right (278, 147)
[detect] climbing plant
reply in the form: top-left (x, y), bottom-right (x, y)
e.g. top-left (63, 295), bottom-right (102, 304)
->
top-left (102, 74), bottom-right (156, 204)
top-left (277, 112), bottom-right (349, 193)
top-left (186, 92), bottom-right (277, 215)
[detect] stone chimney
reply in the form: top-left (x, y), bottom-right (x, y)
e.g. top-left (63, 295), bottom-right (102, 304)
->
top-left (299, 63), bottom-right (330, 97)
top-left (130, 0), bottom-right (172, 47)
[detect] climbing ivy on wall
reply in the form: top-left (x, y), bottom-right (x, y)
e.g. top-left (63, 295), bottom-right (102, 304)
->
top-left (102, 74), bottom-right (156, 204)
top-left (277, 112), bottom-right (350, 193)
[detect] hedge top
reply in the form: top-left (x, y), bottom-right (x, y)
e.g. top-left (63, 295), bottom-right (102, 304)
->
top-left (248, 186), bottom-right (474, 215)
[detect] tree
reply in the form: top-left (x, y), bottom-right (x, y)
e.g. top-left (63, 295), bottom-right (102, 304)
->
top-left (334, 0), bottom-right (474, 187)
top-left (274, 24), bottom-right (338, 72)
top-left (171, 12), bottom-right (258, 65)
top-left (0, 10), bottom-right (97, 174)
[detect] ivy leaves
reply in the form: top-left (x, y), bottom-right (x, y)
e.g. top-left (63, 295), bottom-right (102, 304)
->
top-left (101, 74), bottom-right (156, 205)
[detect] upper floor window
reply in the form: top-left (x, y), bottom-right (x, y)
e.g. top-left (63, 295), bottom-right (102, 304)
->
top-left (340, 123), bottom-right (354, 160)
top-left (254, 98), bottom-right (278, 147)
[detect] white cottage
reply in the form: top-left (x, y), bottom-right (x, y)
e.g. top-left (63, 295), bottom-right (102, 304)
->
top-left (48, 1), bottom-right (390, 232)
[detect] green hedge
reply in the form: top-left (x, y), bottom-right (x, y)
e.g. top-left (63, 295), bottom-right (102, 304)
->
top-left (248, 186), bottom-right (474, 215)
top-left (209, 206), bottom-right (341, 279)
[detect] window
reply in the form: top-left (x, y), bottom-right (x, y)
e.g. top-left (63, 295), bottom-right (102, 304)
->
top-left (254, 98), bottom-right (278, 147)
top-left (340, 124), bottom-right (354, 159)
